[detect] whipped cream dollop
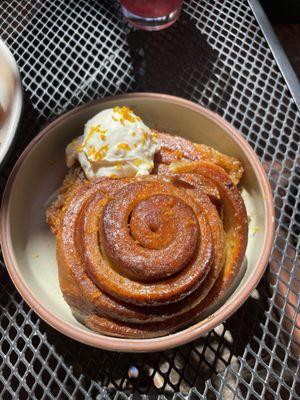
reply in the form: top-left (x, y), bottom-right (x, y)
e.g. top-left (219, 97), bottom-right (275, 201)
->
top-left (66, 107), bottom-right (160, 180)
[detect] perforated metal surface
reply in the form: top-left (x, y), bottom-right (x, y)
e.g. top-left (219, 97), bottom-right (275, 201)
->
top-left (0, 0), bottom-right (299, 399)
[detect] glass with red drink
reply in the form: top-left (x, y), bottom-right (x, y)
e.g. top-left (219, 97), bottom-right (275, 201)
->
top-left (120, 0), bottom-right (183, 31)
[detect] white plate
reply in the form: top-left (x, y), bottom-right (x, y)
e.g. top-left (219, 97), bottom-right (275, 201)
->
top-left (0, 39), bottom-right (23, 168)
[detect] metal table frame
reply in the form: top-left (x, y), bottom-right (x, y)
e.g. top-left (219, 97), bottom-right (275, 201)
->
top-left (0, 1), bottom-right (299, 399)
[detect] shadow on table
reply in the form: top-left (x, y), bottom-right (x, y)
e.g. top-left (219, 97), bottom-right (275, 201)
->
top-left (127, 14), bottom-right (217, 95)
top-left (82, 1), bottom-right (235, 110)
top-left (34, 276), bottom-right (273, 398)
top-left (124, 13), bottom-right (234, 113)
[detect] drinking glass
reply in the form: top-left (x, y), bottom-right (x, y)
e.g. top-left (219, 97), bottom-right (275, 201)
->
top-left (120, 0), bottom-right (183, 31)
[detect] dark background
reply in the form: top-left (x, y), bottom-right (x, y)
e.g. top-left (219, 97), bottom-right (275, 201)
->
top-left (260, 0), bottom-right (300, 78)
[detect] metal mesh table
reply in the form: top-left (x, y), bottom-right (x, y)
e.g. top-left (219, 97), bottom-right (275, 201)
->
top-left (0, 0), bottom-right (299, 399)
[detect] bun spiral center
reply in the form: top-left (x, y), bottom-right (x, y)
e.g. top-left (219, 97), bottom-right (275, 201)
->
top-left (102, 192), bottom-right (199, 282)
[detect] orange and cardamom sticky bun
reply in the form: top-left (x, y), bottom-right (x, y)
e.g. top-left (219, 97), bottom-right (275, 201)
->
top-left (48, 156), bottom-right (248, 338)
top-left (154, 132), bottom-right (244, 186)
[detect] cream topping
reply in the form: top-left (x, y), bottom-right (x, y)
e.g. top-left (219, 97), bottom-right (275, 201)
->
top-left (66, 106), bottom-right (160, 179)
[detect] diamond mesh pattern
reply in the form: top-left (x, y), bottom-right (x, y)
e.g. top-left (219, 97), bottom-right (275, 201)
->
top-left (0, 0), bottom-right (299, 399)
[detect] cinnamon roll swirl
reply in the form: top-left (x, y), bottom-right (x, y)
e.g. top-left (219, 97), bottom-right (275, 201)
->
top-left (47, 132), bottom-right (248, 338)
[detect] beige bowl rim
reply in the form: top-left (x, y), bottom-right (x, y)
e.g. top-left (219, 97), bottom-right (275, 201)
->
top-left (0, 93), bottom-right (275, 352)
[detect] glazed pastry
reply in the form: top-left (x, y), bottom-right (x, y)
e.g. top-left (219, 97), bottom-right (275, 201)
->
top-left (47, 163), bottom-right (247, 339)
top-left (47, 108), bottom-right (248, 338)
top-left (154, 132), bottom-right (244, 185)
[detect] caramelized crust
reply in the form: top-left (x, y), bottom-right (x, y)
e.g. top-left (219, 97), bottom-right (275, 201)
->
top-left (154, 132), bottom-right (244, 185)
top-left (46, 167), bottom-right (86, 235)
top-left (47, 133), bottom-right (248, 338)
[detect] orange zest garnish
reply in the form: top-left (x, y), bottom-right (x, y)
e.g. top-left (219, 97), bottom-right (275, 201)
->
top-left (140, 130), bottom-right (148, 146)
top-left (117, 142), bottom-right (131, 151)
top-left (115, 162), bottom-right (123, 170)
top-left (152, 131), bottom-right (158, 142)
top-left (87, 144), bottom-right (109, 161)
top-left (113, 106), bottom-right (141, 125)
top-left (95, 145), bottom-right (109, 160)
top-left (87, 145), bottom-right (96, 157)
top-left (133, 159), bottom-right (143, 167)
top-left (80, 125), bottom-right (107, 150)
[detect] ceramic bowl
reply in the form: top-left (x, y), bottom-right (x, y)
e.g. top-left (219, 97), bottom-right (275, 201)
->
top-left (0, 93), bottom-right (274, 352)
